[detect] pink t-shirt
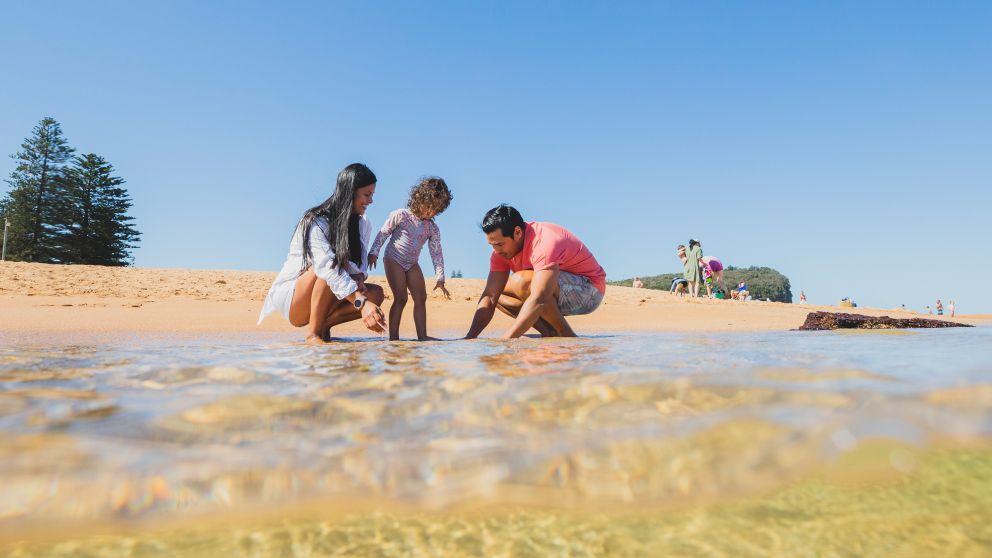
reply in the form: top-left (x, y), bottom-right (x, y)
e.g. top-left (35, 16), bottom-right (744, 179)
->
top-left (489, 222), bottom-right (606, 294)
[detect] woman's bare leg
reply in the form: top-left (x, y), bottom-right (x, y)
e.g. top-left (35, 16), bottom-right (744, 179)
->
top-left (406, 263), bottom-right (432, 340)
top-left (384, 258), bottom-right (408, 341)
top-left (288, 269), bottom-right (344, 343)
top-left (325, 283), bottom-right (385, 328)
top-left (289, 269), bottom-right (386, 342)
top-left (289, 269), bottom-right (317, 328)
top-left (715, 271), bottom-right (728, 298)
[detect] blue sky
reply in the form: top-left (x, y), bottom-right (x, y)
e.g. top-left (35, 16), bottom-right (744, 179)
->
top-left (2, 1), bottom-right (989, 312)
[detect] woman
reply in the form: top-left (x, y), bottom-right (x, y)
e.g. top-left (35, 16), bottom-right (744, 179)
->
top-left (258, 163), bottom-right (387, 343)
top-left (700, 255), bottom-right (728, 298)
top-left (684, 239), bottom-right (703, 297)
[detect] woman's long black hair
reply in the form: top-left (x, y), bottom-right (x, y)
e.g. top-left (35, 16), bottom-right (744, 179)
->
top-left (298, 163), bottom-right (377, 275)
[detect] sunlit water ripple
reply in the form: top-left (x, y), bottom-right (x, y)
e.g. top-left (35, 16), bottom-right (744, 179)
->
top-left (1, 328), bottom-right (990, 555)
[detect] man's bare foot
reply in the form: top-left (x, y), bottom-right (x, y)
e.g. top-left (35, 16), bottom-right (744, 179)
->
top-left (304, 334), bottom-right (326, 345)
top-left (321, 326), bottom-right (331, 342)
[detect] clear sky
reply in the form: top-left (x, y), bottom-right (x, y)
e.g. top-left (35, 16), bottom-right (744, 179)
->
top-left (2, 1), bottom-right (989, 312)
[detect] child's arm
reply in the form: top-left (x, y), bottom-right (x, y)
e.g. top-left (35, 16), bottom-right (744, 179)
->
top-left (428, 222), bottom-right (450, 299)
top-left (368, 211), bottom-right (401, 268)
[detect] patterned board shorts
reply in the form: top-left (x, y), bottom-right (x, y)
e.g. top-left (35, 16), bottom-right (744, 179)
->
top-left (557, 271), bottom-right (604, 316)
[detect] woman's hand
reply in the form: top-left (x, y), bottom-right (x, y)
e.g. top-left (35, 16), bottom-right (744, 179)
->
top-left (368, 253), bottom-right (378, 269)
top-left (360, 301), bottom-right (387, 333)
top-left (433, 281), bottom-right (451, 300)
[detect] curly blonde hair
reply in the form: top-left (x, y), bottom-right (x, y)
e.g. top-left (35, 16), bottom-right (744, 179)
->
top-left (408, 176), bottom-right (452, 220)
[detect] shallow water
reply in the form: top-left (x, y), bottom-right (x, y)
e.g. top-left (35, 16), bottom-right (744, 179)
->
top-left (1, 328), bottom-right (990, 556)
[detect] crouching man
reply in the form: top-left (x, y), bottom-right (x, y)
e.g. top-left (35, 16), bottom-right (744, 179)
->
top-left (465, 205), bottom-right (606, 339)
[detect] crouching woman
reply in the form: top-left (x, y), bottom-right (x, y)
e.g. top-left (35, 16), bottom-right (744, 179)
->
top-left (258, 163), bottom-right (387, 343)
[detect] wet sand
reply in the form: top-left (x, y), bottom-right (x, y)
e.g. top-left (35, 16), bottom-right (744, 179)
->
top-left (1, 262), bottom-right (985, 338)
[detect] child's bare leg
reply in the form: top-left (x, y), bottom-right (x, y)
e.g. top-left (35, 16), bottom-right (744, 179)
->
top-left (407, 263), bottom-right (432, 340)
top-left (384, 258), bottom-right (408, 341)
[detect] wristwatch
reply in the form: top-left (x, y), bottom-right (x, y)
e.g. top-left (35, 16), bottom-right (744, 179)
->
top-left (353, 296), bottom-right (366, 310)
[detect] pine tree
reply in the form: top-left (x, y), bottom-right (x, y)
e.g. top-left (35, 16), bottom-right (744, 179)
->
top-left (63, 154), bottom-right (140, 266)
top-left (1, 117), bottom-right (76, 262)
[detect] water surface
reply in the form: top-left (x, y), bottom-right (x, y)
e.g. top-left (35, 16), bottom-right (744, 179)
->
top-left (1, 328), bottom-right (990, 556)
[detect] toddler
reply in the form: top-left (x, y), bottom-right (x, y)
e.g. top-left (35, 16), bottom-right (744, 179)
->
top-left (368, 177), bottom-right (452, 340)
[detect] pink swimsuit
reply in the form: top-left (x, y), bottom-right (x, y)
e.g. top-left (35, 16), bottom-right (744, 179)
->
top-left (369, 209), bottom-right (445, 282)
top-left (701, 256), bottom-right (723, 272)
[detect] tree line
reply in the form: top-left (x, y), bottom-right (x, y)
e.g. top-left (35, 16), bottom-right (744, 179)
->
top-left (612, 266), bottom-right (794, 303)
top-left (1, 117), bottom-right (139, 265)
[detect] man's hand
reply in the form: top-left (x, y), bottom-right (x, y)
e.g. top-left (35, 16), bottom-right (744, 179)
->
top-left (464, 270), bottom-right (510, 339)
top-left (368, 253), bottom-right (378, 269)
top-left (434, 280), bottom-right (451, 299)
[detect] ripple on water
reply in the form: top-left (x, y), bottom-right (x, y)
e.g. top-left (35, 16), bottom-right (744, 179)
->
top-left (0, 329), bottom-right (988, 541)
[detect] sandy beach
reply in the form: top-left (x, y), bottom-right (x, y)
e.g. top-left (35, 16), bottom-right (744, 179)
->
top-left (1, 262), bottom-right (985, 339)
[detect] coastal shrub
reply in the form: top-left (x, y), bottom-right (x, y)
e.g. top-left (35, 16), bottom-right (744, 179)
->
top-left (613, 266), bottom-right (793, 303)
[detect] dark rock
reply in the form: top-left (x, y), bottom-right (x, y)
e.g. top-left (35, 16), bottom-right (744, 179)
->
top-left (799, 311), bottom-right (973, 331)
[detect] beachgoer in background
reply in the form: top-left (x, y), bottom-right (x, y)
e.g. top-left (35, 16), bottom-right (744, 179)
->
top-left (258, 163), bottom-right (387, 343)
top-left (702, 267), bottom-right (714, 297)
top-left (632, 277), bottom-right (644, 289)
top-left (936, 299), bottom-right (944, 316)
top-left (949, 300), bottom-right (955, 317)
top-left (700, 255), bottom-right (727, 297)
top-left (465, 205), bottom-right (606, 339)
top-left (675, 246), bottom-right (690, 298)
top-left (927, 305), bottom-right (932, 314)
top-left (732, 281), bottom-right (750, 301)
top-left (799, 291), bottom-right (807, 304)
top-left (684, 239), bottom-right (703, 297)
top-left (368, 176), bottom-right (452, 341)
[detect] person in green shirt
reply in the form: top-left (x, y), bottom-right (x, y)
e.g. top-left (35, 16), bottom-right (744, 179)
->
top-left (684, 239), bottom-right (703, 298)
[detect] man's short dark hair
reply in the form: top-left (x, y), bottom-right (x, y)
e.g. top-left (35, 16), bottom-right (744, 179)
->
top-left (481, 204), bottom-right (525, 237)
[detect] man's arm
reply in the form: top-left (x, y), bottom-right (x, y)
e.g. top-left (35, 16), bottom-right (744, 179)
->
top-left (465, 270), bottom-right (510, 339)
top-left (502, 266), bottom-right (558, 339)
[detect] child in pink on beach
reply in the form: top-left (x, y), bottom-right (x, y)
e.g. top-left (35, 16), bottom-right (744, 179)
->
top-left (368, 177), bottom-right (452, 341)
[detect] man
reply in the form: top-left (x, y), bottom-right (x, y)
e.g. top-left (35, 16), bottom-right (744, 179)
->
top-left (465, 205), bottom-right (606, 339)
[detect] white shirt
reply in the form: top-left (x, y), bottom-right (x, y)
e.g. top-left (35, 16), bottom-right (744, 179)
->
top-left (257, 214), bottom-right (372, 325)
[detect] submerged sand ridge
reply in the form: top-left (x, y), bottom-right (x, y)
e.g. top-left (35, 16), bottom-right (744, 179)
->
top-left (0, 261), bottom-right (986, 337)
